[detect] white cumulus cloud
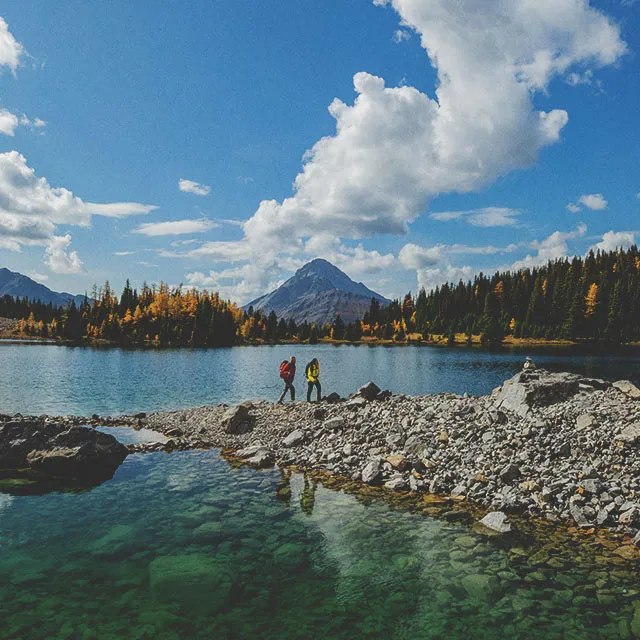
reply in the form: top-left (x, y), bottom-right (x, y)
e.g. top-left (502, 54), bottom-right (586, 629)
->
top-left (0, 17), bottom-right (24, 73)
top-left (578, 193), bottom-right (608, 210)
top-left (399, 243), bottom-right (442, 269)
top-left (179, 178), bottom-right (211, 196)
top-left (0, 151), bottom-right (156, 271)
top-left (590, 230), bottom-right (636, 253)
top-left (45, 234), bottom-right (83, 274)
top-left (0, 108), bottom-right (19, 135)
top-left (0, 109), bottom-right (46, 137)
top-left (179, 0), bottom-right (624, 301)
top-left (510, 224), bottom-right (587, 271)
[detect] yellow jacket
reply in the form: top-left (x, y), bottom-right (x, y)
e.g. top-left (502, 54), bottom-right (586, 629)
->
top-left (306, 361), bottom-right (320, 382)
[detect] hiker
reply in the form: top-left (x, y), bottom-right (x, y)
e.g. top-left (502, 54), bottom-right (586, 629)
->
top-left (305, 357), bottom-right (321, 402)
top-left (523, 356), bottom-right (537, 371)
top-left (277, 356), bottom-right (296, 403)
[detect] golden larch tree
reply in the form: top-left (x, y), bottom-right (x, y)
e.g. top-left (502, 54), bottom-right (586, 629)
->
top-left (584, 283), bottom-right (599, 318)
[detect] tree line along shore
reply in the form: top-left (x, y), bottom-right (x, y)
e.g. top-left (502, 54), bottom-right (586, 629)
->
top-left (1, 245), bottom-right (639, 348)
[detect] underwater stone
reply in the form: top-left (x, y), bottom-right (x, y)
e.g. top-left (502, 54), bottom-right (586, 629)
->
top-left (149, 554), bottom-right (234, 614)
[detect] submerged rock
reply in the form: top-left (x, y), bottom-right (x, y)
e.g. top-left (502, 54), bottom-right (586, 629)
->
top-left (149, 554), bottom-right (234, 614)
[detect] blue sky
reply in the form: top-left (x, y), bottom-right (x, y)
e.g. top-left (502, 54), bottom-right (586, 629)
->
top-left (0, 0), bottom-right (638, 302)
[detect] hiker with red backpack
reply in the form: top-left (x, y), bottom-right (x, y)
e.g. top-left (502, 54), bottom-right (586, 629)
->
top-left (277, 356), bottom-right (296, 404)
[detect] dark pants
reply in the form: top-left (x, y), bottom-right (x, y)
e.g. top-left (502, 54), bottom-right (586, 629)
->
top-left (278, 381), bottom-right (295, 403)
top-left (307, 380), bottom-right (321, 402)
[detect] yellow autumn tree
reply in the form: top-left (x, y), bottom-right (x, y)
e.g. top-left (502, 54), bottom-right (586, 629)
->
top-left (584, 283), bottom-right (599, 318)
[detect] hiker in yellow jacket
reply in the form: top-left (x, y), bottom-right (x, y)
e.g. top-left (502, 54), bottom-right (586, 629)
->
top-left (305, 358), bottom-right (321, 402)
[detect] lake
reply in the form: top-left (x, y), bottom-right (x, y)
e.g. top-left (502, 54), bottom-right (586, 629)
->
top-left (1, 342), bottom-right (639, 416)
top-left (2, 344), bottom-right (640, 639)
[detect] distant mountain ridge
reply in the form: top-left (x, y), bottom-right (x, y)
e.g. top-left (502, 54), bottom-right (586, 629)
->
top-left (0, 267), bottom-right (86, 307)
top-left (246, 258), bottom-right (390, 325)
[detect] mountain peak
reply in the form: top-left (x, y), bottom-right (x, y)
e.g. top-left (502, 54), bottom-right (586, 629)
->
top-left (0, 267), bottom-right (85, 307)
top-left (245, 258), bottom-right (390, 325)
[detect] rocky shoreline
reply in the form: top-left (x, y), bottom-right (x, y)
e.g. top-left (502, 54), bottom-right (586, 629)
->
top-left (3, 368), bottom-right (640, 545)
top-left (126, 369), bottom-right (640, 546)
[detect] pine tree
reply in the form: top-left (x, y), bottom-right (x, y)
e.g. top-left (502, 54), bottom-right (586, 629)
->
top-left (604, 281), bottom-right (624, 343)
top-left (331, 314), bottom-right (345, 341)
top-left (480, 292), bottom-right (503, 347)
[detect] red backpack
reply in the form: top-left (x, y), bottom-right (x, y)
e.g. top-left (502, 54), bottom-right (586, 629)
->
top-left (280, 360), bottom-right (291, 379)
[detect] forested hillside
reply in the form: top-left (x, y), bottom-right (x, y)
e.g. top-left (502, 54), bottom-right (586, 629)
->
top-left (356, 246), bottom-right (640, 345)
top-left (3, 246), bottom-right (639, 346)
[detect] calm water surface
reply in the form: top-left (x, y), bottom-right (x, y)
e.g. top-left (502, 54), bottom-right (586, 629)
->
top-left (2, 451), bottom-right (640, 640)
top-left (2, 344), bottom-right (640, 639)
top-left (1, 343), bottom-right (639, 415)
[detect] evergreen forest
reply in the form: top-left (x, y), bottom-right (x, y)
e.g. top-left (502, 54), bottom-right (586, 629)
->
top-left (2, 246), bottom-right (639, 347)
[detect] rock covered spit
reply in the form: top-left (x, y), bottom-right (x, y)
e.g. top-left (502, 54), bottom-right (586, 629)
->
top-left (139, 369), bottom-right (640, 543)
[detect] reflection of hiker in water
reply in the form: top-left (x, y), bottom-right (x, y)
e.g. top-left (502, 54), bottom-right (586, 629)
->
top-left (300, 475), bottom-right (317, 516)
top-left (276, 468), bottom-right (292, 505)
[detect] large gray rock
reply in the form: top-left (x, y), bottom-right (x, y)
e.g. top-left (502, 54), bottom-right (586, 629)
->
top-left (616, 423), bottom-right (640, 445)
top-left (246, 448), bottom-right (274, 469)
top-left (569, 498), bottom-right (592, 528)
top-left (613, 380), bottom-right (640, 400)
top-left (358, 381), bottom-right (381, 401)
top-left (282, 429), bottom-right (306, 447)
top-left (384, 476), bottom-right (409, 491)
top-left (479, 511), bottom-right (512, 533)
top-left (361, 459), bottom-right (381, 484)
top-left (499, 463), bottom-right (521, 482)
top-left (324, 416), bottom-right (345, 431)
top-left (235, 443), bottom-right (265, 458)
top-left (576, 414), bottom-right (596, 430)
top-left (221, 404), bottom-right (251, 434)
top-left (492, 370), bottom-right (583, 417)
top-left (0, 421), bottom-right (127, 482)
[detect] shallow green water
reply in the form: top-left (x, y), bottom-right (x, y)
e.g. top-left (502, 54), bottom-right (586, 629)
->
top-left (1, 449), bottom-right (639, 640)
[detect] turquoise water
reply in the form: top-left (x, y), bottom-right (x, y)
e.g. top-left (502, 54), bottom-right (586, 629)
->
top-left (2, 345), bottom-right (640, 638)
top-left (1, 343), bottom-right (639, 415)
top-left (2, 450), bottom-right (639, 640)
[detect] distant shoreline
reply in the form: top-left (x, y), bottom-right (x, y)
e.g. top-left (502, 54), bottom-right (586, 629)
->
top-left (1, 329), bottom-right (640, 353)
